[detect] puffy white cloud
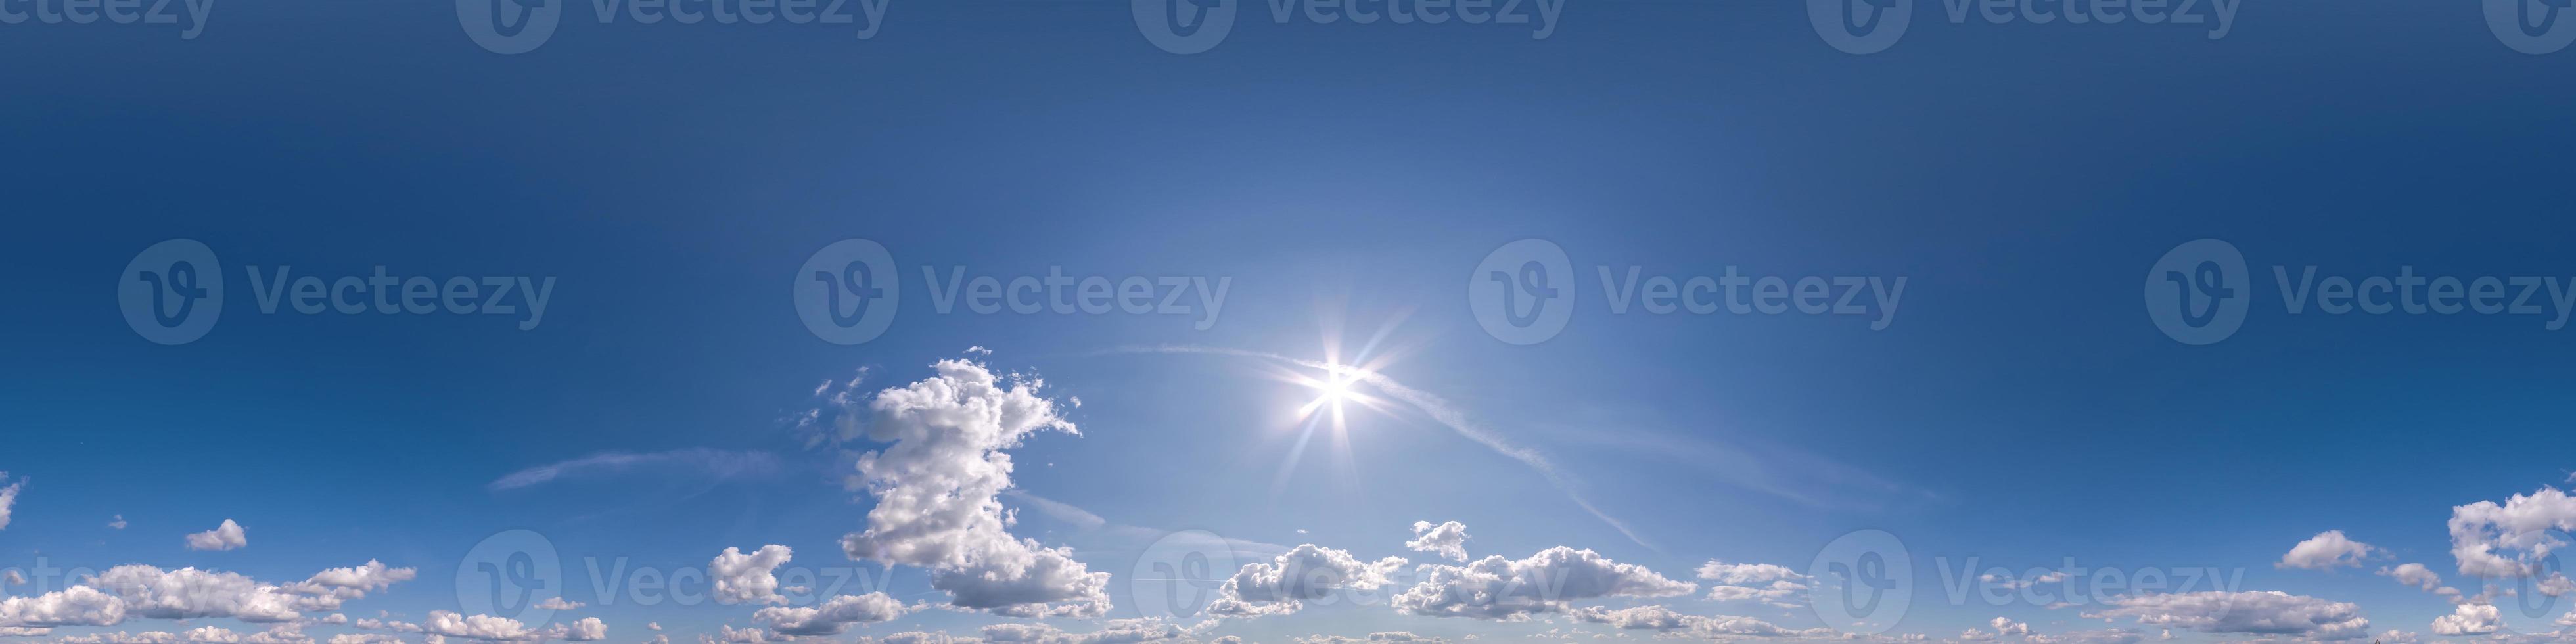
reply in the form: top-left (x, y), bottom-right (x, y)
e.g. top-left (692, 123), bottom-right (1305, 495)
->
top-left (835, 359), bottom-right (1109, 618)
top-left (110, 515), bottom-right (128, 530)
top-left (1991, 617), bottom-right (2031, 635)
top-left (288, 561), bottom-right (418, 603)
top-left (0, 586), bottom-right (126, 627)
top-left (0, 626), bottom-right (51, 637)
top-left (1392, 546), bottom-right (1695, 620)
top-left (1293, 633), bottom-right (1446, 644)
top-left (0, 474), bottom-right (20, 531)
top-left (710, 546), bottom-right (793, 605)
top-left (2082, 591), bottom-right (2370, 640)
top-left (325, 635), bottom-right (406, 644)
top-left (420, 612), bottom-right (540, 641)
top-left (559, 618), bottom-right (605, 641)
top-left (531, 598), bottom-right (580, 611)
top-left (977, 618), bottom-right (1203, 643)
top-left (2277, 530), bottom-right (2377, 570)
top-left (2378, 563), bottom-right (2441, 591)
top-left (754, 593), bottom-right (906, 636)
top-left (2450, 486), bottom-right (2576, 578)
top-left (1405, 522), bottom-right (1470, 563)
top-left (1703, 579), bottom-right (1807, 607)
top-left (1695, 561), bottom-right (1802, 586)
top-left (1205, 544), bottom-right (1406, 618)
top-left (1566, 605), bottom-right (1823, 639)
top-left (1, 572), bottom-right (21, 587)
top-left (645, 623), bottom-right (660, 632)
top-left (184, 520), bottom-right (248, 552)
top-left (2430, 603), bottom-right (2500, 635)
top-left (92, 565), bottom-right (316, 622)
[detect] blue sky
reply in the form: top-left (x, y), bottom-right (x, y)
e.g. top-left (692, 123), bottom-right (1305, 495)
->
top-left (9, 0), bottom-right (2576, 643)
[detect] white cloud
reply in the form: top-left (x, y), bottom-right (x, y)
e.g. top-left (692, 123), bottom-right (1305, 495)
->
top-left (1392, 546), bottom-right (1695, 620)
top-left (645, 623), bottom-right (660, 632)
top-left (559, 618), bottom-right (605, 641)
top-left (1206, 544), bottom-right (1408, 618)
top-left (289, 561), bottom-right (419, 602)
top-left (1694, 561), bottom-right (1802, 586)
top-left (109, 515), bottom-right (128, 530)
top-left (710, 545), bottom-right (793, 605)
top-left (978, 618), bottom-right (1203, 643)
top-left (700, 626), bottom-right (778, 644)
top-left (1293, 633), bottom-right (1448, 644)
top-left (1, 572), bottom-right (22, 587)
top-left (2276, 530), bottom-right (2377, 570)
top-left (753, 593), bottom-right (906, 636)
top-left (325, 635), bottom-right (405, 644)
top-left (530, 597), bottom-right (580, 611)
top-left (184, 520), bottom-right (248, 552)
top-left (834, 359), bottom-right (1110, 618)
top-left (1565, 605), bottom-right (1824, 639)
top-left (2081, 591), bottom-right (2370, 640)
top-left (0, 474), bottom-right (20, 531)
top-left (420, 612), bottom-right (539, 641)
top-left (0, 626), bottom-right (51, 637)
top-left (2450, 486), bottom-right (2576, 578)
top-left (1703, 579), bottom-right (1807, 607)
top-left (2430, 603), bottom-right (2500, 635)
top-left (1991, 617), bottom-right (2031, 635)
top-left (1405, 522), bottom-right (1470, 563)
top-left (93, 566), bottom-right (304, 622)
top-left (0, 586), bottom-right (126, 627)
top-left (2379, 563), bottom-right (2442, 591)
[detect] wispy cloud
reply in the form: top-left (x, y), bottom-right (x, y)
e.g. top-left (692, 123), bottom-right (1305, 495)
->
top-left (488, 448), bottom-right (785, 492)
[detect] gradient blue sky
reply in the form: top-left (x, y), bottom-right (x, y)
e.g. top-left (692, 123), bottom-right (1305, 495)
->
top-left (7, 0), bottom-right (2576, 643)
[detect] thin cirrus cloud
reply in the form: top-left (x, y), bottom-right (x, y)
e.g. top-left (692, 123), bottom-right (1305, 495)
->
top-left (485, 448), bottom-right (785, 492)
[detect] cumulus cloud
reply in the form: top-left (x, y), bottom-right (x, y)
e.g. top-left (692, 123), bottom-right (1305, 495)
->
top-left (2379, 563), bottom-right (2442, 591)
top-left (1293, 633), bottom-right (1447, 644)
top-left (109, 515), bottom-right (127, 530)
top-left (1695, 561), bottom-right (1802, 586)
top-left (2450, 487), bottom-right (2576, 579)
top-left (420, 612), bottom-right (540, 641)
top-left (753, 593), bottom-right (906, 636)
top-left (1991, 618), bottom-right (2032, 635)
top-left (559, 618), bottom-right (605, 641)
top-left (834, 359), bottom-right (1110, 618)
top-left (532, 598), bottom-right (581, 610)
top-left (0, 474), bottom-right (20, 531)
top-left (288, 561), bottom-right (419, 602)
top-left (2277, 530), bottom-right (2377, 570)
top-left (2, 572), bottom-right (22, 587)
top-left (977, 618), bottom-right (1203, 643)
top-left (711, 545), bottom-right (794, 605)
top-left (1406, 522), bottom-right (1470, 563)
top-left (2082, 591), bottom-right (2370, 640)
top-left (0, 586), bottom-right (126, 627)
top-left (184, 520), bottom-right (248, 551)
top-left (2431, 602), bottom-right (2503, 635)
top-left (1567, 605), bottom-right (1824, 639)
top-left (1695, 561), bottom-right (1808, 607)
top-left (1392, 546), bottom-right (1695, 620)
top-left (1205, 544), bottom-right (1407, 618)
top-left (93, 566), bottom-right (306, 622)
